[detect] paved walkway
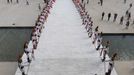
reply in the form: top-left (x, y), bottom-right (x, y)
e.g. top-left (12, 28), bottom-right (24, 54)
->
top-left (0, 0), bottom-right (44, 27)
top-left (15, 0), bottom-right (117, 75)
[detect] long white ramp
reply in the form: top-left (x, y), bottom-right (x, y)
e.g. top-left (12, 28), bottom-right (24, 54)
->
top-left (15, 0), bottom-right (117, 75)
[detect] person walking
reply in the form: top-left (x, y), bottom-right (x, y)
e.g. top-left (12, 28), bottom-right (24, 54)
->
top-left (108, 13), bottom-right (111, 21)
top-left (113, 13), bottom-right (117, 22)
top-left (105, 53), bottom-right (117, 75)
top-left (120, 16), bottom-right (124, 25)
top-left (101, 12), bottom-right (105, 20)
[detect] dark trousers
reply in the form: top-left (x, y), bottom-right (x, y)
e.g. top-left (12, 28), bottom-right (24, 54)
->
top-left (105, 69), bottom-right (111, 75)
top-left (96, 45), bottom-right (100, 50)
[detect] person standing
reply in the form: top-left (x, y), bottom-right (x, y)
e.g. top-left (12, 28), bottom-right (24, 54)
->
top-left (24, 41), bottom-right (29, 54)
top-left (125, 20), bottom-right (130, 29)
top-left (10, 0), bottom-right (12, 3)
top-left (96, 32), bottom-right (102, 50)
top-left (16, 0), bottom-right (19, 3)
top-left (82, 0), bottom-right (84, 3)
top-left (101, 45), bottom-right (109, 62)
top-left (83, 3), bottom-right (86, 12)
top-left (88, 24), bottom-right (93, 38)
top-left (120, 16), bottom-right (124, 25)
top-left (100, 0), bottom-right (103, 6)
top-left (18, 55), bottom-right (26, 75)
top-left (7, 0), bottom-right (10, 3)
top-left (31, 50), bottom-right (35, 60)
top-left (102, 12), bottom-right (105, 20)
top-left (96, 39), bottom-right (101, 50)
top-left (24, 41), bottom-right (32, 63)
top-left (26, 0), bottom-right (29, 5)
top-left (7, 0), bottom-right (12, 3)
top-left (87, 0), bottom-right (89, 4)
top-left (95, 26), bottom-right (99, 32)
top-left (44, 0), bottom-right (47, 3)
top-left (108, 13), bottom-right (111, 21)
top-left (102, 47), bottom-right (107, 62)
top-left (92, 26), bottom-right (99, 44)
top-left (113, 13), bottom-right (117, 22)
top-left (124, 0), bottom-right (126, 4)
top-left (82, 12), bottom-right (88, 25)
top-left (87, 20), bottom-right (93, 37)
top-left (125, 10), bottom-right (129, 17)
top-left (38, 3), bottom-right (41, 11)
top-left (129, 3), bottom-right (132, 9)
top-left (105, 53), bottom-right (117, 75)
top-left (127, 12), bottom-right (131, 20)
top-left (100, 41), bottom-right (110, 56)
top-left (85, 15), bottom-right (90, 29)
top-left (105, 41), bottom-right (110, 48)
top-left (132, 19), bottom-right (134, 25)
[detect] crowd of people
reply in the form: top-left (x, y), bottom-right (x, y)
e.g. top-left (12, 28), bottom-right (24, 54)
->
top-left (6, 0), bottom-right (29, 4)
top-left (6, 0), bottom-right (49, 5)
top-left (16, 0), bottom-right (121, 75)
top-left (80, 0), bottom-right (134, 30)
top-left (17, 0), bottom-right (56, 75)
top-left (101, 1), bottom-right (133, 29)
top-left (73, 0), bottom-right (118, 75)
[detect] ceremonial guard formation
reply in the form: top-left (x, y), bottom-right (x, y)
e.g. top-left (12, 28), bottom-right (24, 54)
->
top-left (17, 0), bottom-right (56, 75)
top-left (16, 0), bottom-right (122, 75)
top-left (73, 0), bottom-right (118, 75)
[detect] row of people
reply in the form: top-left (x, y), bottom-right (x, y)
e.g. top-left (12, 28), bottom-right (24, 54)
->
top-left (73, 0), bottom-right (118, 75)
top-left (7, 0), bottom-right (29, 5)
top-left (73, 0), bottom-right (93, 38)
top-left (101, 12), bottom-right (132, 29)
top-left (101, 3), bottom-right (133, 29)
top-left (17, 0), bottom-right (56, 75)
